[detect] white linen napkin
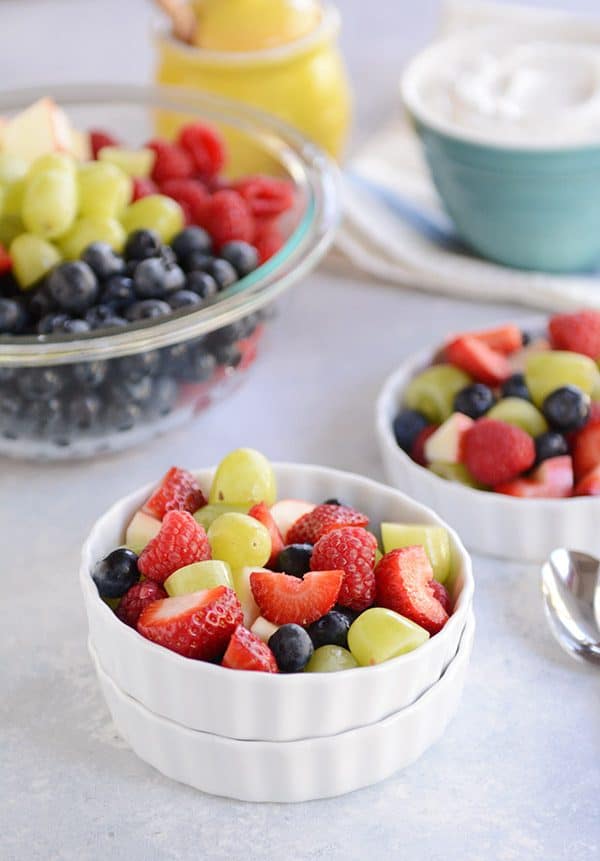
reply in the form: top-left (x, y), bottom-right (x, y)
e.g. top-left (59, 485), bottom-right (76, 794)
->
top-left (336, 1), bottom-right (600, 311)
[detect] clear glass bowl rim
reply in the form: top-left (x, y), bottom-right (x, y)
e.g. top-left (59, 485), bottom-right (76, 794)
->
top-left (0, 83), bottom-right (340, 367)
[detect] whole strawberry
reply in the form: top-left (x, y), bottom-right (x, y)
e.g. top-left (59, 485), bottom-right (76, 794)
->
top-left (116, 580), bottom-right (167, 628)
top-left (138, 510), bottom-right (211, 583)
top-left (286, 503), bottom-right (369, 546)
top-left (310, 526), bottom-right (377, 611)
top-left (463, 418), bottom-right (535, 486)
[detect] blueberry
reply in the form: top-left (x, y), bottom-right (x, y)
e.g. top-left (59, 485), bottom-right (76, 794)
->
top-left (47, 262), bottom-right (99, 315)
top-left (84, 305), bottom-right (127, 330)
top-left (185, 271), bottom-right (219, 301)
top-left (71, 361), bottom-right (108, 388)
top-left (101, 275), bottom-right (136, 308)
top-left (27, 283), bottom-right (56, 320)
top-left (68, 393), bottom-right (102, 430)
top-left (23, 397), bottom-right (66, 440)
top-left (17, 368), bottom-right (63, 400)
top-left (207, 321), bottom-right (245, 348)
top-left (0, 298), bottom-right (26, 334)
top-left (220, 241), bottom-right (259, 277)
top-left (151, 376), bottom-right (178, 416)
top-left (160, 245), bottom-right (177, 267)
top-left (187, 351), bottom-right (216, 383)
top-left (168, 289), bottom-right (203, 310)
top-left (307, 610), bottom-right (352, 650)
top-left (134, 258), bottom-right (185, 299)
top-left (171, 227), bottom-right (213, 263)
top-left (124, 229), bottom-right (162, 261)
top-left (125, 299), bottom-right (172, 322)
top-left (277, 544), bottom-right (313, 577)
top-left (392, 409), bottom-right (429, 453)
top-left (0, 367), bottom-right (16, 386)
top-left (501, 373), bottom-right (531, 401)
top-left (322, 498), bottom-right (343, 506)
top-left (521, 331), bottom-right (532, 346)
top-left (111, 375), bottom-right (154, 405)
top-left (454, 383), bottom-right (496, 419)
top-left (542, 385), bottom-right (590, 432)
top-left (212, 342), bottom-right (242, 369)
top-left (118, 351), bottom-right (161, 381)
top-left (82, 242), bottom-right (125, 280)
top-left (0, 392), bottom-right (22, 438)
top-left (107, 400), bottom-right (142, 431)
top-left (207, 258), bottom-right (238, 290)
top-left (180, 251), bottom-right (214, 274)
top-left (38, 313), bottom-right (90, 335)
top-left (92, 548), bottom-right (139, 599)
top-left (268, 624), bottom-right (314, 673)
top-left (535, 431), bottom-right (569, 465)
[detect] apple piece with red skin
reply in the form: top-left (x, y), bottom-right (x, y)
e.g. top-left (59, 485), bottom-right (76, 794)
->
top-left (424, 412), bottom-right (474, 465)
top-left (574, 464), bottom-right (600, 496)
top-left (269, 499), bottom-right (316, 543)
top-left (494, 456), bottom-right (573, 499)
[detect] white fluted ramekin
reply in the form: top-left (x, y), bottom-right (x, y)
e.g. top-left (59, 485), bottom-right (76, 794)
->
top-left (376, 346), bottom-right (600, 562)
top-left (81, 463), bottom-right (474, 742)
top-left (90, 612), bottom-right (474, 802)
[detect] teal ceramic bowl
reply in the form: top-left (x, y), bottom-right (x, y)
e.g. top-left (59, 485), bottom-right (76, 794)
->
top-left (402, 41), bottom-right (600, 274)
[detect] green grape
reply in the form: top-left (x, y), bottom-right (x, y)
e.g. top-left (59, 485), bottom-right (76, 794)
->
top-left (381, 523), bottom-right (452, 584)
top-left (305, 645), bottom-right (358, 672)
top-left (209, 448), bottom-right (277, 506)
top-left (232, 565), bottom-right (265, 628)
top-left (2, 178), bottom-right (25, 216)
top-left (99, 146), bottom-right (154, 178)
top-left (429, 461), bottom-right (484, 489)
top-left (487, 397), bottom-right (547, 438)
top-left (28, 152), bottom-right (76, 180)
top-left (592, 375), bottom-right (600, 403)
top-left (0, 153), bottom-right (28, 185)
top-left (164, 560), bottom-right (233, 597)
top-left (77, 161), bottom-right (132, 219)
top-left (405, 364), bottom-right (472, 424)
top-left (0, 215), bottom-right (24, 248)
top-left (22, 168), bottom-right (77, 239)
top-left (525, 351), bottom-right (599, 406)
top-left (208, 512), bottom-right (271, 570)
top-left (348, 607), bottom-right (429, 666)
top-left (10, 233), bottom-right (61, 289)
top-left (194, 503), bottom-right (250, 530)
top-left (121, 194), bottom-right (184, 243)
top-left (124, 510), bottom-right (161, 555)
top-left (58, 216), bottom-right (126, 259)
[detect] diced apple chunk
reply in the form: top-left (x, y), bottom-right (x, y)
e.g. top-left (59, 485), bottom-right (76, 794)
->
top-left (424, 413), bottom-right (474, 464)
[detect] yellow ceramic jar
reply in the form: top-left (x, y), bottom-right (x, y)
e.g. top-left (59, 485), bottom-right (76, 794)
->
top-left (155, 5), bottom-right (351, 167)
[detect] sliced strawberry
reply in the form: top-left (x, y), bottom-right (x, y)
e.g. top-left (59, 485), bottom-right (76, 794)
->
top-left (250, 569), bottom-right (343, 625)
top-left (469, 324), bottom-right (523, 355)
top-left (445, 336), bottom-right (512, 386)
top-left (221, 624), bottom-right (278, 672)
top-left (138, 510), bottom-right (211, 583)
top-left (0, 243), bottom-right (12, 275)
top-left (573, 423), bottom-right (600, 481)
top-left (549, 310), bottom-right (600, 360)
top-left (137, 585), bottom-right (242, 660)
top-left (144, 467), bottom-right (206, 520)
top-left (375, 546), bottom-right (449, 635)
top-left (286, 504), bottom-right (369, 546)
top-left (116, 581), bottom-right (167, 628)
top-left (248, 501), bottom-right (284, 567)
top-left (310, 527), bottom-right (377, 612)
top-left (495, 455), bottom-right (573, 498)
top-left (429, 579), bottom-right (451, 613)
top-left (574, 463), bottom-right (600, 496)
top-left (410, 424), bottom-right (439, 466)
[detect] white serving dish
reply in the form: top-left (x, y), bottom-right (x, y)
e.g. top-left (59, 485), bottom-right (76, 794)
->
top-left (89, 611), bottom-right (474, 802)
top-left (81, 463), bottom-right (474, 742)
top-left (376, 345), bottom-right (600, 562)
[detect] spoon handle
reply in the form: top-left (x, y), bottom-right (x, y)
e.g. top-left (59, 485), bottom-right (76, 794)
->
top-left (154, 0), bottom-right (197, 44)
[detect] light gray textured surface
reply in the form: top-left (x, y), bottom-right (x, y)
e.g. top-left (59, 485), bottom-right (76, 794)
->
top-left (1, 2), bottom-right (600, 859)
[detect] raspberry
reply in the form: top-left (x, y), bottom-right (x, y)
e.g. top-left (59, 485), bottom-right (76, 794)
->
top-left (144, 466), bottom-right (206, 520)
top-left (234, 176), bottom-right (295, 219)
top-left (250, 569), bottom-right (343, 626)
top-left (411, 425), bottom-right (438, 466)
top-left (286, 503), bottom-right (369, 546)
top-left (549, 310), bottom-right (600, 360)
top-left (147, 139), bottom-right (194, 184)
top-left (159, 178), bottom-right (208, 226)
top-left (464, 418), bottom-right (536, 486)
top-left (90, 129), bottom-right (119, 159)
top-left (254, 223), bottom-right (284, 263)
top-left (222, 624), bottom-right (278, 672)
top-left (311, 527), bottom-right (377, 611)
top-left (178, 122), bottom-right (226, 178)
top-left (138, 510), bottom-right (211, 583)
top-left (131, 176), bottom-right (158, 202)
top-left (116, 580), bottom-right (167, 628)
top-left (375, 546), bottom-right (449, 635)
top-left (201, 190), bottom-right (255, 248)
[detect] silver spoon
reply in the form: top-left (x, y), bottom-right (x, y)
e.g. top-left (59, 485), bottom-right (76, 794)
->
top-left (541, 548), bottom-right (600, 666)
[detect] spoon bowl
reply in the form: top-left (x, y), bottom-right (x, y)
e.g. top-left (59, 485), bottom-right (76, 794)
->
top-left (541, 548), bottom-right (600, 666)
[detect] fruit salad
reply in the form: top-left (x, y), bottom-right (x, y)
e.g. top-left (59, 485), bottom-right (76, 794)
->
top-left (0, 97), bottom-right (295, 337)
top-left (392, 311), bottom-right (600, 498)
top-left (91, 448), bottom-right (455, 673)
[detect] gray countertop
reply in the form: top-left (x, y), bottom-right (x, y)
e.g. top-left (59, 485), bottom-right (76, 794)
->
top-left (2, 2), bottom-right (600, 859)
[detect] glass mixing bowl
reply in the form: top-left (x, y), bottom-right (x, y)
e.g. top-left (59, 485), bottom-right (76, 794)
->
top-left (0, 85), bottom-right (339, 461)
